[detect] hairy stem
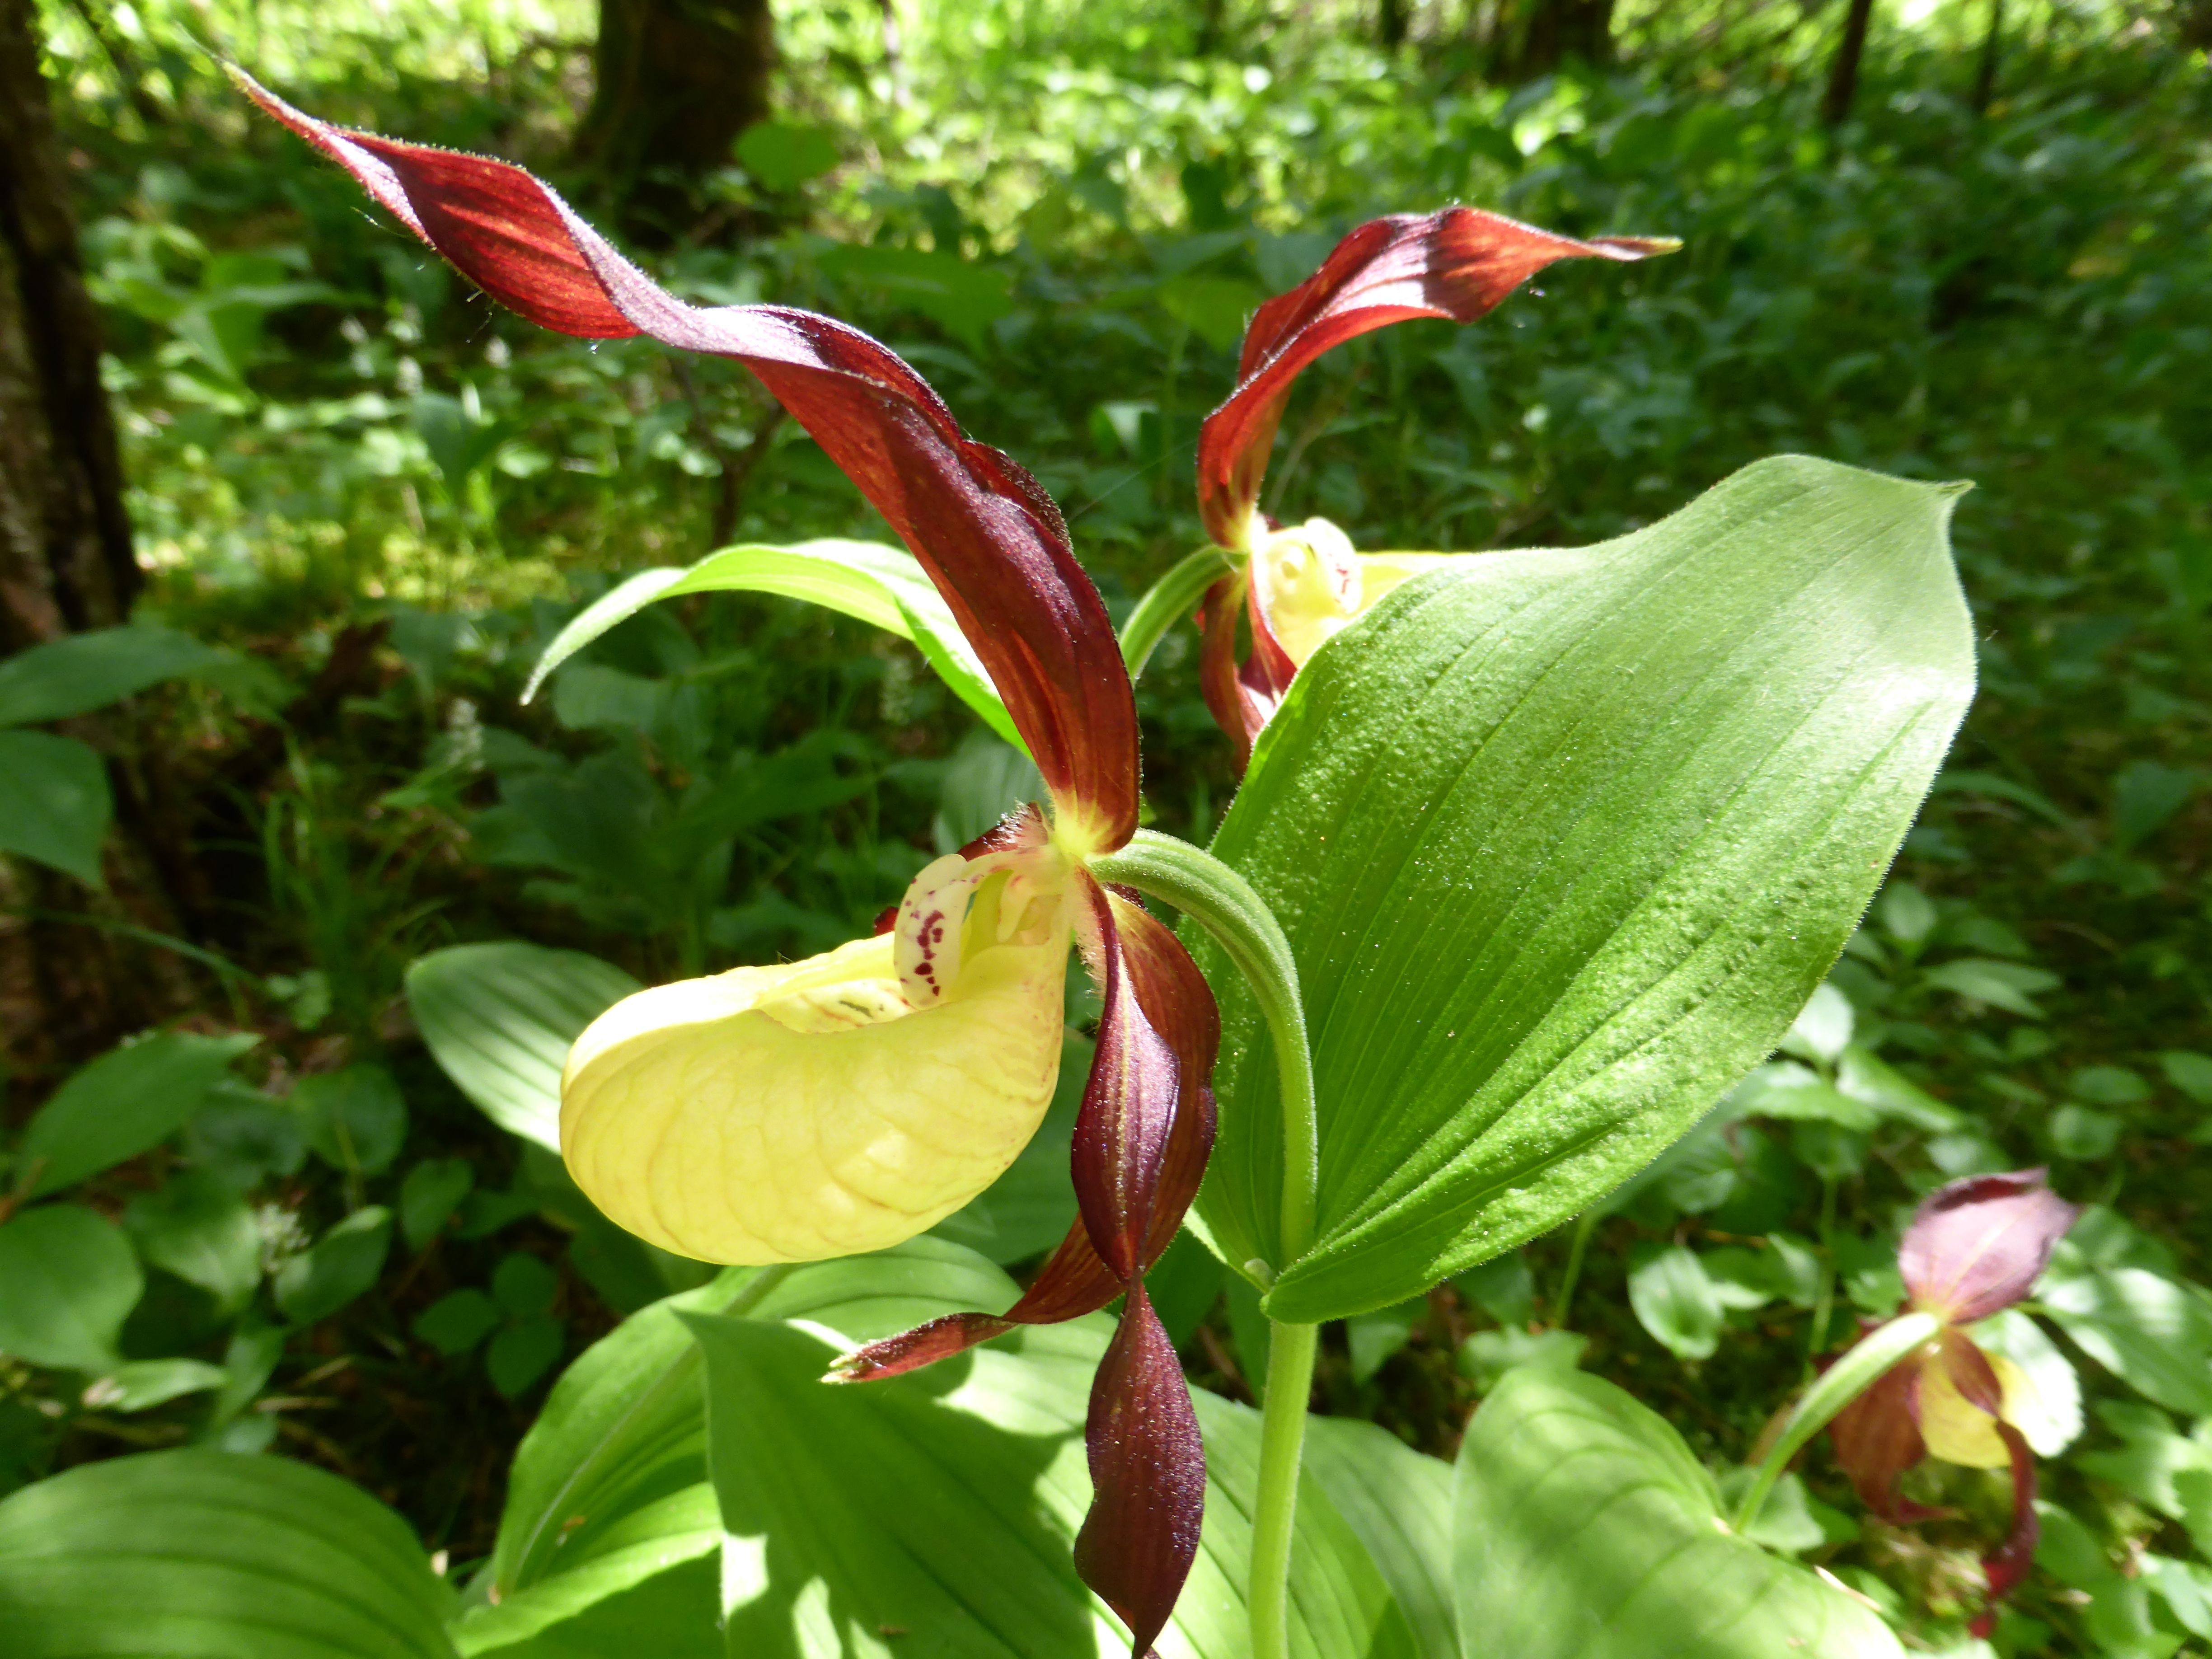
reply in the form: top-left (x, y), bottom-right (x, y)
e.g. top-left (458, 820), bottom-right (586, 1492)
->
top-left (1118, 547), bottom-right (1237, 680)
top-left (1249, 1318), bottom-right (1319, 1659)
top-left (1732, 1309), bottom-right (1940, 1535)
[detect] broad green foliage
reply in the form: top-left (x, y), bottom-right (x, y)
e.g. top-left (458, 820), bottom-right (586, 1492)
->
top-left (1454, 1368), bottom-right (1904, 1659)
top-left (523, 540), bottom-right (1020, 751)
top-left (0, 731), bottom-right (112, 887)
top-left (0, 1449), bottom-right (459, 1659)
top-left (1196, 457), bottom-right (1976, 1319)
top-left (470, 1238), bottom-right (1020, 1658)
top-left (689, 1291), bottom-right (1419, 1657)
top-left (0, 1204), bottom-right (144, 1373)
top-left (16, 1030), bottom-right (258, 1198)
top-left (405, 944), bottom-right (642, 1150)
top-left (0, 623), bottom-right (234, 885)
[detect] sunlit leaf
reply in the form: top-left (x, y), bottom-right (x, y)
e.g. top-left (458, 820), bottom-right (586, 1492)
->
top-left (476, 1239), bottom-right (1020, 1656)
top-left (1455, 1368), bottom-right (1904, 1658)
top-left (521, 539), bottom-right (1020, 751)
top-left (1195, 457), bottom-right (1976, 1318)
top-left (1303, 1417), bottom-right (1458, 1659)
top-left (2041, 1265), bottom-right (2212, 1416)
top-left (0, 1449), bottom-right (458, 1659)
top-left (405, 943), bottom-right (640, 1151)
top-left (689, 1282), bottom-right (1420, 1657)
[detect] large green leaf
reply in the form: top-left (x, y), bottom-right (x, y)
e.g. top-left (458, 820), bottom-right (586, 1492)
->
top-left (1195, 457), bottom-right (1975, 1320)
top-left (1303, 1417), bottom-right (1458, 1659)
top-left (691, 1275), bottom-right (1417, 1658)
top-left (0, 623), bottom-right (220, 727)
top-left (19, 1029), bottom-right (258, 1197)
top-left (466, 1240), bottom-right (1020, 1656)
top-left (405, 943), bottom-right (641, 1151)
top-left (0, 1203), bottom-right (143, 1372)
top-left (0, 1448), bottom-right (458, 1659)
top-left (0, 729), bottom-right (112, 886)
top-left (1454, 1368), bottom-right (1903, 1659)
top-left (522, 540), bottom-right (1020, 752)
top-left (2041, 1265), bottom-right (2212, 1417)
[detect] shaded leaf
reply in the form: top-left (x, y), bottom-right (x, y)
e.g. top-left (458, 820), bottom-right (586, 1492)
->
top-left (406, 943), bottom-right (640, 1151)
top-left (0, 624), bottom-right (220, 727)
top-left (293, 1064), bottom-right (409, 1176)
top-left (1628, 1244), bottom-right (1726, 1360)
top-left (124, 1171), bottom-right (263, 1312)
top-left (80, 1358), bottom-right (229, 1414)
top-left (19, 1030), bottom-right (258, 1198)
top-left (1303, 1416), bottom-right (1458, 1659)
top-left (0, 1205), bottom-right (143, 1372)
top-left (274, 1207), bottom-right (392, 1326)
top-left (0, 731), bottom-right (112, 886)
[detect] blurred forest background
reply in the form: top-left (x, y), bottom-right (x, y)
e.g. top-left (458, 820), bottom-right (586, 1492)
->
top-left (3, 0), bottom-right (2210, 1652)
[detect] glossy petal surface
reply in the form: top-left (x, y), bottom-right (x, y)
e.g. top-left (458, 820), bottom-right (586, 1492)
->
top-left (1195, 209), bottom-right (1675, 546)
top-left (561, 924), bottom-right (1069, 1264)
top-left (239, 74), bottom-right (1138, 842)
top-left (1899, 1169), bottom-right (2079, 1325)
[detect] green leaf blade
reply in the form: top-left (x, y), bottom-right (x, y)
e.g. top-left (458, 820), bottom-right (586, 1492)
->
top-left (405, 943), bottom-right (641, 1152)
top-left (0, 1448), bottom-right (458, 1659)
top-left (1195, 457), bottom-right (1977, 1318)
top-left (0, 730), bottom-right (112, 886)
top-left (1453, 1368), bottom-right (1904, 1659)
top-left (520, 539), bottom-right (1020, 750)
top-left (21, 1030), bottom-right (258, 1197)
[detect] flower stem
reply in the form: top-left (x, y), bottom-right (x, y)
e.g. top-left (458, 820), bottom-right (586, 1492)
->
top-left (1118, 547), bottom-right (1237, 680)
top-left (1552, 1209), bottom-right (1598, 1328)
top-left (1806, 1174), bottom-right (1840, 1361)
top-left (1249, 1317), bottom-right (1318, 1659)
top-left (1086, 829), bottom-right (1321, 1659)
top-left (1087, 829), bottom-right (1317, 1261)
top-left (1731, 1308), bottom-right (1940, 1535)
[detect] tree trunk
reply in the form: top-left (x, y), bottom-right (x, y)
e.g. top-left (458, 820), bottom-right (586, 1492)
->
top-left (1970, 0), bottom-right (2002, 114)
top-left (1500, 0), bottom-right (1616, 79)
top-left (0, 0), bottom-right (194, 1075)
top-left (571, 0), bottom-right (775, 238)
top-left (1821, 0), bottom-right (1876, 125)
top-left (1380, 0), bottom-right (1411, 48)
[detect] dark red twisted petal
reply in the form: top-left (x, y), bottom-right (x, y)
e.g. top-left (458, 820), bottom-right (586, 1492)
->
top-left (1939, 1334), bottom-right (2043, 1608)
top-left (833, 876), bottom-right (1217, 1654)
top-left (1899, 1168), bottom-right (2080, 1326)
top-left (1074, 1282), bottom-right (1205, 1659)
top-left (1827, 1349), bottom-right (1939, 1524)
top-left (236, 72), bottom-right (1138, 844)
top-left (1195, 208), bottom-right (1675, 548)
top-left (1196, 575), bottom-right (1288, 774)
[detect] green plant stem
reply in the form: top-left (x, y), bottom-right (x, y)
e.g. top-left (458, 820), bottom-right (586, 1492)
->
top-left (1248, 1317), bottom-right (1318, 1659)
top-left (1731, 1309), bottom-right (1939, 1535)
top-left (1117, 547), bottom-right (1237, 680)
top-left (1552, 1209), bottom-right (1598, 1328)
top-left (1087, 829), bottom-right (1317, 1261)
top-left (1806, 1174), bottom-right (1840, 1360)
top-left (1085, 829), bottom-right (1319, 1659)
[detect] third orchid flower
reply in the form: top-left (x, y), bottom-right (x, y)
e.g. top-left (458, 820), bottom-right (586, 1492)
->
top-left (1828, 1169), bottom-right (2080, 1620)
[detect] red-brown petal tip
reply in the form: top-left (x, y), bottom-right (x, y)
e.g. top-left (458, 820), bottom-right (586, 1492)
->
top-left (1195, 207), bottom-right (1673, 547)
top-left (236, 76), bottom-right (1139, 840)
top-left (1073, 1282), bottom-right (1205, 1657)
top-left (1899, 1168), bottom-right (2080, 1325)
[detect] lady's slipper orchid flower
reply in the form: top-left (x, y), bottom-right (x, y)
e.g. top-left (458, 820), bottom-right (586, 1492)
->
top-left (1828, 1170), bottom-right (2079, 1620)
top-left (239, 75), bottom-right (1217, 1654)
top-left (1188, 209), bottom-right (1677, 764)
